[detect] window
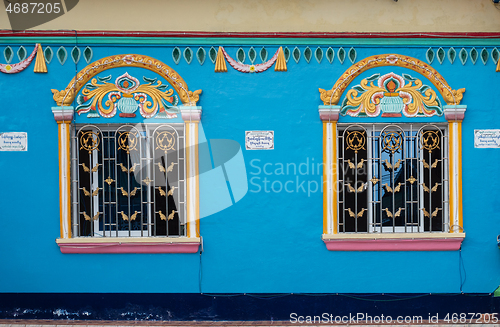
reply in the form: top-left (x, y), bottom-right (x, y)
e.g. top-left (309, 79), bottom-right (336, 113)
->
top-left (51, 53), bottom-right (203, 253)
top-left (318, 53), bottom-right (466, 251)
top-left (337, 123), bottom-right (448, 234)
top-left (73, 124), bottom-right (186, 238)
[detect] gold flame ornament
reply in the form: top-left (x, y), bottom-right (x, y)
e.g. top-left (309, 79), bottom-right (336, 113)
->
top-left (34, 43), bottom-right (47, 73)
top-left (274, 47), bottom-right (287, 72)
top-left (215, 47), bottom-right (228, 73)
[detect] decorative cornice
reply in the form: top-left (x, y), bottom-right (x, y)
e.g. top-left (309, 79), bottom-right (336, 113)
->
top-left (3, 31), bottom-right (500, 38)
top-left (52, 106), bottom-right (74, 122)
top-left (444, 105), bottom-right (467, 122)
top-left (318, 106), bottom-right (341, 122)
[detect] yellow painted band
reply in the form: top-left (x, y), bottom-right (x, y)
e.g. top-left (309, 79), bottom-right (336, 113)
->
top-left (323, 122), bottom-right (327, 235)
top-left (448, 122), bottom-right (454, 233)
top-left (331, 122), bottom-right (338, 234)
top-left (457, 122), bottom-right (463, 230)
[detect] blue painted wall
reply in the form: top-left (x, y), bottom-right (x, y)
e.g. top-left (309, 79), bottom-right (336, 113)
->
top-left (0, 42), bottom-right (499, 294)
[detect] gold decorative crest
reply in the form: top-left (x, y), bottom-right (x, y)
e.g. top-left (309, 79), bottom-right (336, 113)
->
top-left (117, 132), bottom-right (138, 154)
top-left (79, 131), bottom-right (100, 154)
top-left (345, 131), bottom-right (366, 153)
top-left (421, 131), bottom-right (440, 153)
top-left (382, 131), bottom-right (402, 154)
top-left (155, 131), bottom-right (176, 152)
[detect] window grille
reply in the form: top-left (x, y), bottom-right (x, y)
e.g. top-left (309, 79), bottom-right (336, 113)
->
top-left (337, 124), bottom-right (448, 233)
top-left (71, 124), bottom-right (186, 237)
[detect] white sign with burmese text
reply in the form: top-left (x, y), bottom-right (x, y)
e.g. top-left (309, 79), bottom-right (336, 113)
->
top-left (246, 131), bottom-right (274, 150)
top-left (0, 132), bottom-right (27, 151)
top-left (474, 130), bottom-right (500, 148)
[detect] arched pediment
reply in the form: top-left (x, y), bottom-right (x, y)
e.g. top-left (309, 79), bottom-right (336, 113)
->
top-left (51, 54), bottom-right (202, 107)
top-left (319, 54), bottom-right (465, 106)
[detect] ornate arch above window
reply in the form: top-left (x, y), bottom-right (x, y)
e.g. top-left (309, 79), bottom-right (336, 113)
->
top-left (51, 53), bottom-right (202, 107)
top-left (318, 54), bottom-right (466, 251)
top-left (51, 54), bottom-right (203, 254)
top-left (318, 53), bottom-right (465, 106)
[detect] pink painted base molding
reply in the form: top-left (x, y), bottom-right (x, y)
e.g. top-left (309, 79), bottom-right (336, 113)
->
top-left (323, 236), bottom-right (464, 251)
top-left (57, 239), bottom-right (201, 254)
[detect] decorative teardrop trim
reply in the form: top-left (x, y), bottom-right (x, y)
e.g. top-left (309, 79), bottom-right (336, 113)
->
top-left (447, 47), bottom-right (456, 64)
top-left (44, 46), bottom-right (53, 64)
top-left (196, 47), bottom-right (206, 65)
top-left (315, 47), bottom-right (323, 64)
top-left (57, 46), bottom-right (67, 65)
top-left (209, 46), bottom-right (217, 64)
top-left (426, 48), bottom-right (434, 64)
top-left (17, 46), bottom-right (27, 61)
top-left (492, 48), bottom-right (499, 64)
top-left (459, 48), bottom-right (468, 65)
top-left (172, 47), bottom-right (181, 64)
top-left (338, 48), bottom-right (346, 64)
top-left (83, 46), bottom-right (93, 64)
top-left (304, 47), bottom-right (312, 63)
top-left (480, 48), bottom-right (488, 65)
top-left (236, 47), bottom-right (245, 63)
top-left (470, 48), bottom-right (478, 65)
top-left (248, 47), bottom-right (257, 64)
top-left (183, 47), bottom-right (193, 64)
top-left (292, 47), bottom-right (300, 63)
top-left (283, 47), bottom-right (290, 63)
top-left (436, 47), bottom-right (445, 64)
top-left (260, 47), bottom-right (268, 63)
top-left (0, 44), bottom-right (39, 74)
top-left (348, 48), bottom-right (356, 63)
top-left (3, 46), bottom-right (13, 63)
top-left (71, 46), bottom-right (80, 64)
top-left (326, 47), bottom-right (334, 64)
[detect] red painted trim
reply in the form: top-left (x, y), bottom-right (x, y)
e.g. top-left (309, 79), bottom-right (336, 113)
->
top-left (323, 238), bottom-right (464, 251)
top-left (2, 30), bottom-right (500, 39)
top-left (58, 242), bottom-right (200, 254)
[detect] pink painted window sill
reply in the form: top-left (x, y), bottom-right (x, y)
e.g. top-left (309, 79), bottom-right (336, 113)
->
top-left (56, 237), bottom-right (201, 254)
top-left (322, 233), bottom-right (465, 251)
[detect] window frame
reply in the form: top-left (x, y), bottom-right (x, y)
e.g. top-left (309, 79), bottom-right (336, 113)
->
top-left (318, 54), bottom-right (466, 251)
top-left (336, 122), bottom-right (449, 235)
top-left (51, 54), bottom-right (203, 254)
top-left (72, 123), bottom-right (187, 239)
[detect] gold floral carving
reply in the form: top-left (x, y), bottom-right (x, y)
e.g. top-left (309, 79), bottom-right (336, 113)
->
top-left (51, 54), bottom-right (202, 106)
top-left (319, 54), bottom-right (465, 106)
